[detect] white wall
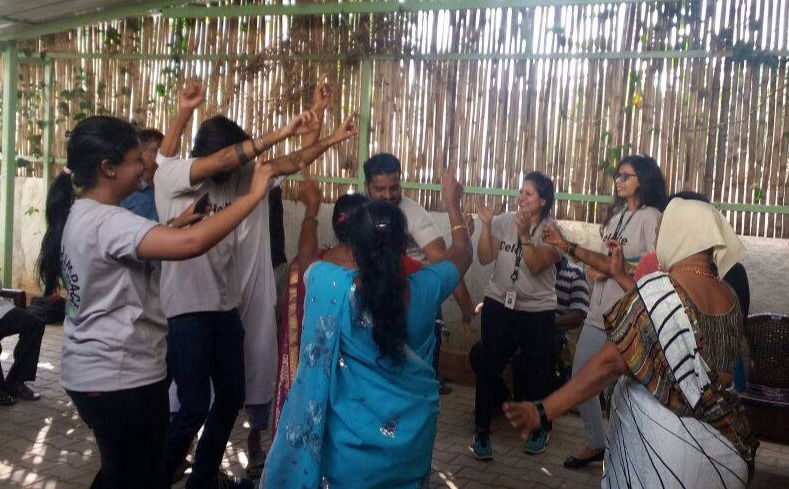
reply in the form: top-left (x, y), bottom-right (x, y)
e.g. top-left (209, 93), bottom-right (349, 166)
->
top-left (281, 200), bottom-right (789, 351)
top-left (9, 177), bottom-right (47, 291)
top-left (9, 177), bottom-right (788, 342)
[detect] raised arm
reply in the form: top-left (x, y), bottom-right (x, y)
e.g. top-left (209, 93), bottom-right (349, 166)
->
top-left (296, 179), bottom-right (322, 271)
top-left (421, 238), bottom-right (475, 334)
top-left (136, 162), bottom-right (275, 261)
top-left (159, 80), bottom-right (205, 157)
top-left (440, 164), bottom-right (472, 277)
top-left (188, 110), bottom-right (318, 185)
top-left (476, 201), bottom-right (500, 265)
top-left (159, 80), bottom-right (319, 184)
top-left (267, 114), bottom-right (357, 176)
top-left (301, 79), bottom-right (331, 150)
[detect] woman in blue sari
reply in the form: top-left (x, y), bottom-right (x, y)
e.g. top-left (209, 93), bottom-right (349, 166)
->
top-left (263, 168), bottom-right (473, 489)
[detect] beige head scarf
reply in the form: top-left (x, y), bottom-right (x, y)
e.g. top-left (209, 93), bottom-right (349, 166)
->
top-left (656, 198), bottom-right (744, 277)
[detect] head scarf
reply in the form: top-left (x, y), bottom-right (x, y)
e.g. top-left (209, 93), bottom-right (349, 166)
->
top-left (656, 198), bottom-right (744, 277)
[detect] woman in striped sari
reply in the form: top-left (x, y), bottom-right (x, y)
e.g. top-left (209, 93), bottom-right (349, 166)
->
top-left (503, 198), bottom-right (759, 488)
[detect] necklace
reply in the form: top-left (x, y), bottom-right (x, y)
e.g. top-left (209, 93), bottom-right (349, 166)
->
top-left (675, 266), bottom-right (718, 279)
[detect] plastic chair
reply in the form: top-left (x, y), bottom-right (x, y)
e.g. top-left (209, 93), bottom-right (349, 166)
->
top-left (740, 313), bottom-right (789, 444)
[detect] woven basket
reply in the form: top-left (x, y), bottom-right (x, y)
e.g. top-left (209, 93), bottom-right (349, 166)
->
top-left (741, 314), bottom-right (789, 443)
top-left (744, 314), bottom-right (789, 389)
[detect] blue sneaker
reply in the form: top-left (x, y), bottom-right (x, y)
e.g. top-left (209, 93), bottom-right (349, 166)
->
top-left (469, 431), bottom-right (493, 460)
top-left (523, 429), bottom-right (550, 454)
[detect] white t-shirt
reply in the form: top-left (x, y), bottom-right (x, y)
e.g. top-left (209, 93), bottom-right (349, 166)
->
top-left (483, 214), bottom-right (558, 312)
top-left (586, 205), bottom-right (661, 329)
top-left (235, 167), bottom-right (283, 405)
top-left (154, 154), bottom-right (244, 318)
top-left (60, 199), bottom-right (164, 392)
top-left (398, 196), bottom-right (443, 264)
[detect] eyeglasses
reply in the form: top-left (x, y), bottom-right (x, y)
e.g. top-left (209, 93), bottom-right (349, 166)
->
top-left (614, 172), bottom-right (637, 181)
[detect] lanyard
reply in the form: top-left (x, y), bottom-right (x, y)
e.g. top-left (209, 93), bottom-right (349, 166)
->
top-left (511, 238), bottom-right (523, 282)
top-left (612, 206), bottom-right (642, 242)
top-left (510, 219), bottom-right (542, 282)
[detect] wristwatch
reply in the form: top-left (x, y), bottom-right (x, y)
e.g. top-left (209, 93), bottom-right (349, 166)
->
top-left (535, 400), bottom-right (551, 432)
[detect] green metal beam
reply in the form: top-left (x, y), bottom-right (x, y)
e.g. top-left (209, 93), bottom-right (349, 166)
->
top-left (282, 175), bottom-right (789, 214)
top-left (41, 60), bottom-right (54, 218)
top-left (163, 0), bottom-right (682, 18)
top-left (6, 155), bottom-right (787, 215)
top-left (357, 58), bottom-right (373, 189)
top-left (3, 155), bottom-right (65, 164)
top-left (1, 43), bottom-right (19, 285)
top-left (24, 48), bottom-right (789, 64)
top-left (0, 1), bottom-right (189, 41)
top-left (714, 202), bottom-right (789, 214)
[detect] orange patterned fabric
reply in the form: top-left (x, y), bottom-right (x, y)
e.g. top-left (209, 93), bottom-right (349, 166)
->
top-left (604, 279), bottom-right (758, 464)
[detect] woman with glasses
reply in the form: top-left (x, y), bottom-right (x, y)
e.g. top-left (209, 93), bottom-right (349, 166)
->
top-left (542, 154), bottom-right (667, 469)
top-left (506, 197), bottom-right (758, 488)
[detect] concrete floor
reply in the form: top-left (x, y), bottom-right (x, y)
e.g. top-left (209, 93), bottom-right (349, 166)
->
top-left (2, 325), bottom-right (789, 488)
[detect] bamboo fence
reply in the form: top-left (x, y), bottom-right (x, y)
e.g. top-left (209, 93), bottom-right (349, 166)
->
top-left (1, 0), bottom-right (788, 237)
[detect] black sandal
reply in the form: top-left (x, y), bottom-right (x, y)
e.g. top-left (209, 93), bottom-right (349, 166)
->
top-left (563, 449), bottom-right (605, 469)
top-left (9, 383), bottom-right (40, 401)
top-left (0, 390), bottom-right (15, 406)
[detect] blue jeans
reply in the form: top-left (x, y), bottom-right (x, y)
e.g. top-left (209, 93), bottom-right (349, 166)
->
top-left (246, 402), bottom-right (271, 431)
top-left (163, 310), bottom-right (246, 488)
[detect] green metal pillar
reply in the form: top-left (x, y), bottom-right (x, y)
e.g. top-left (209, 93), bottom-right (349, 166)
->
top-left (41, 59), bottom-right (54, 218)
top-left (1, 43), bottom-right (18, 285)
top-left (356, 58), bottom-right (372, 190)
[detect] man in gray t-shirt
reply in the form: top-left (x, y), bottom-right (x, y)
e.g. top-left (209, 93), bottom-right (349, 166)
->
top-left (363, 153), bottom-right (475, 394)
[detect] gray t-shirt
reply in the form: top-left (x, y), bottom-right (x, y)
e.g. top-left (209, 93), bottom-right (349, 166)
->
top-left (586, 205), bottom-right (661, 329)
top-left (398, 196), bottom-right (443, 264)
top-left (483, 214), bottom-right (558, 312)
top-left (60, 199), bottom-right (163, 392)
top-left (154, 154), bottom-right (244, 318)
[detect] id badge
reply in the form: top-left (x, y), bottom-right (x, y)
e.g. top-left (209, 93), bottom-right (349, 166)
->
top-left (504, 288), bottom-right (517, 310)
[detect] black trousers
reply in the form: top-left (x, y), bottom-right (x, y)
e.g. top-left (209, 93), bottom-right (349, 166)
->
top-left (474, 297), bottom-right (557, 431)
top-left (68, 378), bottom-right (169, 489)
top-left (0, 307), bottom-right (45, 391)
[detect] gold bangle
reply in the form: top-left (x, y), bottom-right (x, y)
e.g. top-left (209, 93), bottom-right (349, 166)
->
top-left (302, 215), bottom-right (318, 224)
top-left (451, 224), bottom-right (468, 233)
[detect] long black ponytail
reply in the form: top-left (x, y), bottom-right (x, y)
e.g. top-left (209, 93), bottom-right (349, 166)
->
top-left (37, 116), bottom-right (139, 294)
top-left (348, 201), bottom-right (408, 363)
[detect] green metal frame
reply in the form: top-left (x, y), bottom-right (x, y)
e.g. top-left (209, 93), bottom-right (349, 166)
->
top-left (282, 174), bottom-right (789, 214)
top-left (0, 1), bottom-right (189, 41)
top-left (23, 49), bottom-right (789, 63)
top-left (42, 60), bottom-right (54, 218)
top-left (1, 1), bottom-right (788, 285)
top-left (162, 0), bottom-right (682, 18)
top-left (1, 44), bottom-right (18, 284)
top-left (0, 0), bottom-right (688, 41)
top-left (357, 58), bottom-right (373, 189)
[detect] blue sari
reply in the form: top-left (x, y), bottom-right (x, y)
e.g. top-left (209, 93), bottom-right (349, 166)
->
top-left (263, 261), bottom-right (459, 489)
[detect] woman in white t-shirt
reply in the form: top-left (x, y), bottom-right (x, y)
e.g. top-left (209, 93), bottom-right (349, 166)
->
top-left (36, 116), bottom-right (275, 489)
top-left (542, 154), bottom-right (666, 470)
top-left (471, 172), bottom-right (562, 460)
